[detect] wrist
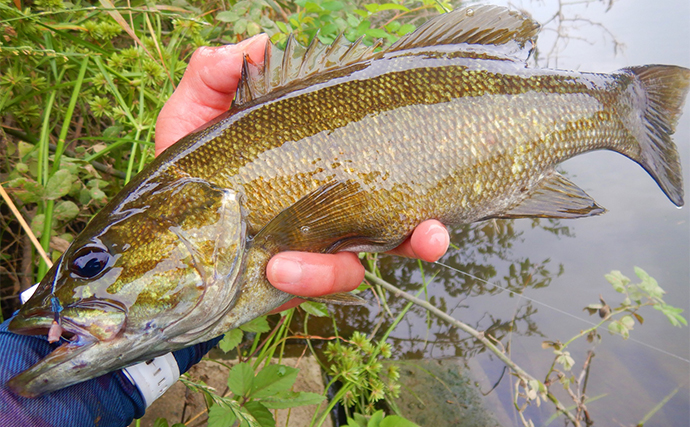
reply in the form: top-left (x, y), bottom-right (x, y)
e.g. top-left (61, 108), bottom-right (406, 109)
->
top-left (122, 353), bottom-right (180, 408)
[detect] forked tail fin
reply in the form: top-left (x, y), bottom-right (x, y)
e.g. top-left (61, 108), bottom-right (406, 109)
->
top-left (623, 65), bottom-right (690, 206)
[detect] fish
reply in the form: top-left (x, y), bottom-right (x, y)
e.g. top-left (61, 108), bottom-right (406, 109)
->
top-left (7, 5), bottom-right (690, 397)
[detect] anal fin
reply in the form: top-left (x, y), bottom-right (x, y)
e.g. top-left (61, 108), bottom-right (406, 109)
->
top-left (495, 171), bottom-right (606, 219)
top-left (302, 293), bottom-right (367, 306)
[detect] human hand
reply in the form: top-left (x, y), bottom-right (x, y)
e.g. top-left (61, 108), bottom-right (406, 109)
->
top-left (155, 35), bottom-right (451, 311)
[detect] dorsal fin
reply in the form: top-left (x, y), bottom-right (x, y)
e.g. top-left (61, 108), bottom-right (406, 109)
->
top-left (233, 5), bottom-right (540, 106)
top-left (388, 5), bottom-right (540, 56)
top-left (233, 33), bottom-right (382, 106)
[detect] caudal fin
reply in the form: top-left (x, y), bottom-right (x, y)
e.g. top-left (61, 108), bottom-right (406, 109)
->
top-left (624, 65), bottom-right (690, 206)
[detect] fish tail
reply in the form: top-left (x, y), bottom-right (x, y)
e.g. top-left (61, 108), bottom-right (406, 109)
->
top-left (622, 65), bottom-right (690, 206)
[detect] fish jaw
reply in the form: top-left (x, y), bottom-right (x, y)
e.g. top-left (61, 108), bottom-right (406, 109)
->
top-left (6, 300), bottom-right (132, 397)
top-left (5, 330), bottom-right (156, 398)
top-left (6, 335), bottom-right (97, 398)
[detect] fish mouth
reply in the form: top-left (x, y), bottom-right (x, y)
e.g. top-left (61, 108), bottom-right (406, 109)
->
top-left (8, 308), bottom-right (96, 344)
top-left (9, 297), bottom-right (127, 343)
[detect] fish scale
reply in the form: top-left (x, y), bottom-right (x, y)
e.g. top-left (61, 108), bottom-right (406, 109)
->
top-left (7, 5), bottom-right (690, 397)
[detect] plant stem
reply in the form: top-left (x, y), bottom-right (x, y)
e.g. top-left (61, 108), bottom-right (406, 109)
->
top-left (0, 185), bottom-right (52, 268)
top-left (364, 270), bottom-right (578, 424)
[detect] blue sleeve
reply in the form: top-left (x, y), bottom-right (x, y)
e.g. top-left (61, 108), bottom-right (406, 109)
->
top-left (0, 318), bottom-right (221, 427)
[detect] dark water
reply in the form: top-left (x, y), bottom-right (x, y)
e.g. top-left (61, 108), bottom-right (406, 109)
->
top-left (306, 2), bottom-right (690, 425)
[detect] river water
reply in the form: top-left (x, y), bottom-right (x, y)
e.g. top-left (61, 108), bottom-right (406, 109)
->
top-left (315, 1), bottom-right (690, 425)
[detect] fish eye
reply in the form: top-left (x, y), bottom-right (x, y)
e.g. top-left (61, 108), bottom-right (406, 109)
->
top-left (69, 247), bottom-right (111, 279)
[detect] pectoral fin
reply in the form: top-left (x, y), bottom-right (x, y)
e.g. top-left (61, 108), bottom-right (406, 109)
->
top-left (494, 171), bottom-right (606, 219)
top-left (254, 180), bottom-right (389, 253)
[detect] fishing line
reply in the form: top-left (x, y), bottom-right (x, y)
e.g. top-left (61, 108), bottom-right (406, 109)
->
top-left (434, 260), bottom-right (690, 364)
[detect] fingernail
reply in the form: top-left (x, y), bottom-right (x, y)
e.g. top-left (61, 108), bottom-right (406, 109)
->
top-left (427, 224), bottom-right (449, 248)
top-left (271, 257), bottom-right (303, 285)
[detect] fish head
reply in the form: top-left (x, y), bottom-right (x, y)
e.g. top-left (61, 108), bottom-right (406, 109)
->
top-left (8, 176), bottom-right (247, 397)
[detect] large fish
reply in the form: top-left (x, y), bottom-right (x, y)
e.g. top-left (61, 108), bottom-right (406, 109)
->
top-left (8, 5), bottom-right (690, 397)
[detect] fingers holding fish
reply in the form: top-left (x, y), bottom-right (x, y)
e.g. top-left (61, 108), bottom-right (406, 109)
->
top-left (386, 220), bottom-right (449, 262)
top-left (155, 34), bottom-right (268, 155)
top-left (267, 251), bottom-right (365, 298)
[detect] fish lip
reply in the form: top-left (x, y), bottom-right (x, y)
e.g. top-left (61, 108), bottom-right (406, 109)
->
top-left (10, 297), bottom-right (127, 342)
top-left (9, 308), bottom-right (98, 345)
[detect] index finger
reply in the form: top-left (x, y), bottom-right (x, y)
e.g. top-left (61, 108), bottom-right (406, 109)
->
top-left (155, 35), bottom-right (268, 156)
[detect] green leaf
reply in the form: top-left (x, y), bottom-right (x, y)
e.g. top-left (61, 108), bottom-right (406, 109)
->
top-left (244, 401), bottom-right (275, 427)
top-left (654, 304), bottom-right (688, 327)
top-left (240, 316), bottom-right (271, 333)
top-left (152, 418), bottom-right (169, 427)
top-left (397, 23), bottom-right (415, 36)
top-left (380, 416), bottom-right (420, 427)
top-left (44, 169), bottom-right (75, 200)
top-left (217, 11), bottom-right (239, 22)
top-left (635, 267), bottom-right (665, 299)
top-left (620, 315), bottom-right (635, 330)
top-left (89, 187), bottom-right (107, 202)
top-left (346, 417), bottom-right (363, 427)
top-left (301, 301), bottom-right (329, 317)
top-left (8, 177), bottom-right (43, 203)
top-left (385, 20), bottom-right (401, 33)
top-left (234, 18), bottom-right (248, 35)
top-left (275, 20), bottom-right (289, 33)
top-left (555, 351), bottom-right (575, 371)
top-left (260, 391), bottom-right (325, 409)
top-left (355, 20), bottom-right (371, 34)
top-left (102, 125), bottom-right (123, 139)
top-left (628, 285), bottom-right (645, 304)
top-left (605, 270), bottom-right (629, 293)
top-left (303, 1), bottom-right (324, 13)
top-left (364, 28), bottom-right (388, 39)
top-left (227, 362), bottom-right (255, 396)
top-left (608, 321), bottom-right (629, 339)
top-left (208, 404), bottom-right (238, 427)
top-left (321, 1), bottom-right (344, 11)
top-left (352, 413), bottom-right (369, 427)
top-left (233, 0), bottom-right (250, 15)
top-left (376, 3), bottom-right (409, 12)
top-left (353, 9), bottom-right (369, 18)
top-left (368, 410), bottom-right (385, 427)
top-left (53, 200), bottom-right (79, 222)
top-left (247, 22), bottom-right (261, 37)
top-left (18, 141), bottom-right (34, 158)
top-left (30, 214), bottom-right (45, 238)
top-left (219, 329), bottom-right (243, 353)
top-left (250, 364), bottom-right (298, 399)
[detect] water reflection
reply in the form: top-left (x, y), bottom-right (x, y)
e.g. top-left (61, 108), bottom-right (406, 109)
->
top-left (296, 218), bottom-right (568, 360)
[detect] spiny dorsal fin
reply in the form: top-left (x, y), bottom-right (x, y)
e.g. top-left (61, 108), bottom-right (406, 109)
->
top-left (233, 5), bottom-right (540, 106)
top-left (234, 32), bottom-right (382, 106)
